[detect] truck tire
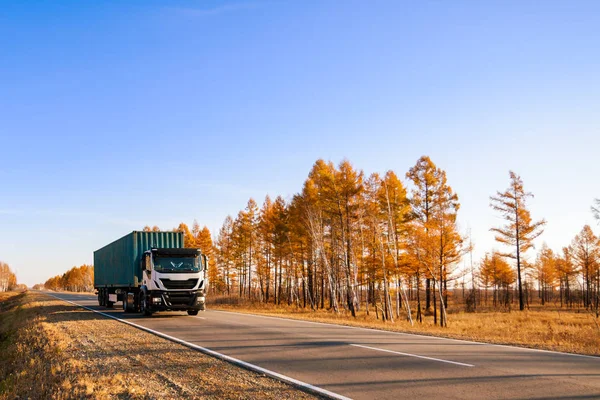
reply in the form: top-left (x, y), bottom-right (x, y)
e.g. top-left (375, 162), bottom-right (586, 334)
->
top-left (122, 297), bottom-right (128, 312)
top-left (187, 310), bottom-right (199, 316)
top-left (106, 300), bottom-right (114, 308)
top-left (98, 289), bottom-right (104, 306)
top-left (140, 293), bottom-right (152, 316)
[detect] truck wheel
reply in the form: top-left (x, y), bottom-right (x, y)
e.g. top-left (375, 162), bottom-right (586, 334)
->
top-left (187, 310), bottom-right (199, 316)
top-left (98, 290), bottom-right (104, 306)
top-left (122, 297), bottom-right (128, 312)
top-left (106, 300), bottom-right (114, 308)
top-left (140, 293), bottom-right (152, 316)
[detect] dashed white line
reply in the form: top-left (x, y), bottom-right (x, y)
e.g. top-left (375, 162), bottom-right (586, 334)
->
top-left (350, 343), bottom-right (474, 367)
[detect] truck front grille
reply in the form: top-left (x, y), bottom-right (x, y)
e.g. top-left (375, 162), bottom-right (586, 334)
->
top-left (160, 278), bottom-right (198, 290)
top-left (164, 292), bottom-right (194, 305)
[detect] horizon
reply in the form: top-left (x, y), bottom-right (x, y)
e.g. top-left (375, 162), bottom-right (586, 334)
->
top-left (1, 1), bottom-right (599, 286)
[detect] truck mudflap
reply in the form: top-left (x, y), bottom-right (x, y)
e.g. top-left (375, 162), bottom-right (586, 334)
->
top-left (148, 290), bottom-right (205, 312)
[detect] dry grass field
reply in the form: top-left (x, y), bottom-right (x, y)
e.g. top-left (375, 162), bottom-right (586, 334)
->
top-left (0, 291), bottom-right (319, 400)
top-left (209, 298), bottom-right (600, 357)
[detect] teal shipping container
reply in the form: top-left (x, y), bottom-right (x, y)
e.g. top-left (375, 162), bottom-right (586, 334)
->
top-left (94, 231), bottom-right (184, 288)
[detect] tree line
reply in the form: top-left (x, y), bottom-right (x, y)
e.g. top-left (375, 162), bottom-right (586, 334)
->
top-left (205, 157), bottom-right (600, 326)
top-left (44, 265), bottom-right (94, 292)
top-left (209, 156), bottom-right (467, 326)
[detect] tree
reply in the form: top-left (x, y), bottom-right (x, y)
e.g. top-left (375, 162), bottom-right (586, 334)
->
top-left (196, 225), bottom-right (219, 294)
top-left (176, 223), bottom-right (196, 248)
top-left (490, 171), bottom-right (546, 311)
top-left (407, 156), bottom-right (463, 326)
top-left (406, 156), bottom-right (438, 315)
top-left (555, 247), bottom-right (577, 307)
top-left (302, 160), bottom-right (341, 313)
top-left (570, 225), bottom-right (600, 311)
top-left (215, 216), bottom-right (235, 295)
top-left (533, 244), bottom-right (557, 305)
top-left (334, 160), bottom-right (363, 317)
top-left (0, 261), bottom-right (17, 292)
top-left (257, 196), bottom-right (275, 302)
top-left (374, 171), bottom-right (413, 323)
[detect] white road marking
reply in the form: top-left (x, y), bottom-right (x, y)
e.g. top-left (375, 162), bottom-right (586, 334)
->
top-left (350, 343), bottom-right (474, 367)
top-left (46, 294), bottom-right (351, 400)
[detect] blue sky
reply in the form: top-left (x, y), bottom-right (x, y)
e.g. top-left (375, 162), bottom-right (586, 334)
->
top-left (1, 1), bottom-right (599, 286)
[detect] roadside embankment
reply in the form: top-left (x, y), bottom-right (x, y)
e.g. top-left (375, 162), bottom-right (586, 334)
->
top-left (0, 291), bottom-right (320, 399)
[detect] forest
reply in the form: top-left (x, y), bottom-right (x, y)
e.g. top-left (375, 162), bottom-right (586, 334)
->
top-left (203, 157), bottom-right (600, 327)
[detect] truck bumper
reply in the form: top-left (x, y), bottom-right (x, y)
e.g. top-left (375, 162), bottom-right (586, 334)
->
top-left (147, 290), bottom-right (205, 312)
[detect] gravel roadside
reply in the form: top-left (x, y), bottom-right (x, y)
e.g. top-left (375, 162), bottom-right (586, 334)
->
top-left (0, 292), bottom-right (321, 400)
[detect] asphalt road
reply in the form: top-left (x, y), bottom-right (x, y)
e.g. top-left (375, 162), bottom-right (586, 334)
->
top-left (50, 292), bottom-right (600, 400)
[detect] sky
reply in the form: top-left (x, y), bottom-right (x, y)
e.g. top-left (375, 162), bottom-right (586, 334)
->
top-left (1, 1), bottom-right (599, 286)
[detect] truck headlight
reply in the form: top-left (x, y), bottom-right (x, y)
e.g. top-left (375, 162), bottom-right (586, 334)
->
top-left (152, 297), bottom-right (162, 304)
top-left (196, 296), bottom-right (205, 304)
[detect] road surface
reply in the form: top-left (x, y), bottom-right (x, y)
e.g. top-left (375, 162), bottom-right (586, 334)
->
top-left (49, 292), bottom-right (600, 400)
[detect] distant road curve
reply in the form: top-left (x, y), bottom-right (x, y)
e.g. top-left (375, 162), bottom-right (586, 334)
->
top-left (49, 292), bottom-right (600, 400)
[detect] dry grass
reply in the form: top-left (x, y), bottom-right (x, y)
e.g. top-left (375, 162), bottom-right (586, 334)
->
top-left (0, 291), bottom-right (320, 400)
top-left (209, 299), bottom-right (600, 357)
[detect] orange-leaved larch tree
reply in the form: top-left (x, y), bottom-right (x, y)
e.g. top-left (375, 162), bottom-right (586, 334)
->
top-left (196, 225), bottom-right (219, 294)
top-left (406, 156), bottom-right (463, 326)
top-left (490, 171), bottom-right (546, 311)
top-left (533, 243), bottom-right (557, 306)
top-left (570, 225), bottom-right (599, 312)
top-left (215, 216), bottom-right (235, 296)
top-left (479, 252), bottom-right (514, 307)
top-left (176, 222), bottom-right (196, 248)
top-left (555, 247), bottom-right (576, 307)
top-left (377, 171), bottom-right (413, 324)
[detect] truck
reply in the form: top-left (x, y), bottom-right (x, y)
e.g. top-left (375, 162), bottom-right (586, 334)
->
top-left (94, 231), bottom-right (207, 316)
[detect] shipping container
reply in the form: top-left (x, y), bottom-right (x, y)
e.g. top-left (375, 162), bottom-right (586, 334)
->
top-left (94, 231), bottom-right (184, 288)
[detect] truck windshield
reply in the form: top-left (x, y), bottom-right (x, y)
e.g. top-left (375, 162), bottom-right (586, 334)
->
top-left (153, 256), bottom-right (201, 273)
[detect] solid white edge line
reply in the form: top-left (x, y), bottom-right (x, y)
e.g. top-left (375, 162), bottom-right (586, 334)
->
top-left (46, 294), bottom-right (351, 400)
top-left (350, 344), bottom-right (474, 367)
top-left (212, 309), bottom-right (600, 361)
